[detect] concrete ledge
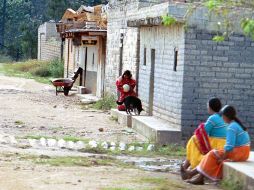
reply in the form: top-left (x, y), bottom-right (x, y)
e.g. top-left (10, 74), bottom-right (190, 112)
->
top-left (223, 152), bottom-right (254, 190)
top-left (132, 116), bottom-right (181, 145)
top-left (111, 109), bottom-right (132, 128)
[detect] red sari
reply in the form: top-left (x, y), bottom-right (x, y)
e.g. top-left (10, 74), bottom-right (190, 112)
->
top-left (116, 77), bottom-right (136, 110)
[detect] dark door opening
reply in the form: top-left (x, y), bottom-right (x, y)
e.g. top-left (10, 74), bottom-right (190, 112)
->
top-left (149, 49), bottom-right (155, 116)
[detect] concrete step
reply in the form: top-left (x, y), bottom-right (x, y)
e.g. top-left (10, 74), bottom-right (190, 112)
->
top-left (132, 116), bottom-right (181, 145)
top-left (223, 151), bottom-right (254, 190)
top-left (111, 109), bottom-right (132, 127)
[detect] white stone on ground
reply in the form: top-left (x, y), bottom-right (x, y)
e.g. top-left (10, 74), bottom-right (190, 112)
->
top-left (147, 144), bottom-right (154, 151)
top-left (110, 146), bottom-right (116, 151)
top-left (110, 142), bottom-right (116, 147)
top-left (40, 138), bottom-right (47, 146)
top-left (101, 141), bottom-right (108, 149)
top-left (47, 139), bottom-right (57, 147)
top-left (76, 141), bottom-right (85, 149)
top-left (128, 146), bottom-right (135, 151)
top-left (88, 140), bottom-right (97, 148)
top-left (136, 147), bottom-right (143, 151)
top-left (119, 142), bottom-right (126, 151)
top-left (57, 139), bottom-right (66, 148)
top-left (67, 141), bottom-right (75, 149)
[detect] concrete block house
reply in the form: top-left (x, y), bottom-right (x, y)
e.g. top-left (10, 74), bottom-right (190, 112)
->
top-left (57, 5), bottom-right (107, 97)
top-left (38, 21), bottom-right (62, 61)
top-left (105, 0), bottom-right (254, 141)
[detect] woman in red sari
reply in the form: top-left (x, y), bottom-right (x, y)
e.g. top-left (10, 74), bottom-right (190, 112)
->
top-left (116, 70), bottom-right (136, 111)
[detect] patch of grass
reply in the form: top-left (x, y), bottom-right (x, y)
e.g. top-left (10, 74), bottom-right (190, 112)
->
top-left (62, 136), bottom-right (89, 143)
top-left (92, 93), bottom-right (117, 111)
top-left (103, 188), bottom-right (135, 190)
top-left (14, 120), bottom-right (24, 125)
top-left (0, 59), bottom-right (64, 84)
top-left (109, 116), bottom-right (118, 122)
top-left (135, 177), bottom-right (185, 190)
top-left (109, 143), bottom-right (186, 158)
top-left (19, 154), bottom-right (133, 168)
top-left (220, 176), bottom-right (244, 190)
top-left (0, 54), bottom-right (13, 63)
top-left (23, 135), bottom-right (89, 143)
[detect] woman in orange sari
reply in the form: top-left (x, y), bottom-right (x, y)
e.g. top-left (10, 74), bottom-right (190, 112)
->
top-left (186, 105), bottom-right (250, 185)
top-left (181, 98), bottom-right (227, 180)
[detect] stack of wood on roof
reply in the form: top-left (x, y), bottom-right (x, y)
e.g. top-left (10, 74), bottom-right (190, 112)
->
top-left (57, 4), bottom-right (107, 34)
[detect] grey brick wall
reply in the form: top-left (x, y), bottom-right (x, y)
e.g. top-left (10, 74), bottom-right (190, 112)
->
top-left (105, 0), bottom-right (169, 95)
top-left (38, 22), bottom-right (61, 61)
top-left (182, 27), bottom-right (254, 142)
top-left (139, 25), bottom-right (185, 129)
top-left (105, 1), bottom-right (140, 95)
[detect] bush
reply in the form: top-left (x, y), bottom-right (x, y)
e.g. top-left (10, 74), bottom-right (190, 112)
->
top-left (48, 58), bottom-right (64, 78)
top-left (30, 64), bottom-right (51, 77)
top-left (93, 94), bottom-right (117, 111)
top-left (0, 54), bottom-right (13, 63)
top-left (7, 59), bottom-right (64, 78)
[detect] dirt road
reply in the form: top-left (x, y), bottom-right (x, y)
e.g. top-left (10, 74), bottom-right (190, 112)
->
top-left (0, 75), bottom-right (142, 143)
top-left (0, 74), bottom-right (221, 190)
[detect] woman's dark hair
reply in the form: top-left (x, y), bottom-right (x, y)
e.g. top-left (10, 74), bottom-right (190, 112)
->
top-left (221, 105), bottom-right (247, 131)
top-left (208, 97), bottom-right (222, 113)
top-left (122, 70), bottom-right (132, 79)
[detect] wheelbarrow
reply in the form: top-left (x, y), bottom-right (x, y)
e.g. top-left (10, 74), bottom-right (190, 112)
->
top-left (51, 78), bottom-right (74, 96)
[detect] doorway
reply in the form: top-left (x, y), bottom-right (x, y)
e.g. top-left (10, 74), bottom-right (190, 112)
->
top-left (148, 49), bottom-right (155, 116)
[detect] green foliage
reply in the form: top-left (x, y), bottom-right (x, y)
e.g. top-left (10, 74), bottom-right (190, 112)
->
top-left (0, 0), bottom-right (107, 60)
top-left (220, 176), bottom-right (243, 190)
top-left (0, 53), bottom-right (13, 63)
top-left (241, 18), bottom-right (254, 40)
top-left (48, 58), bottom-right (64, 77)
top-left (92, 94), bottom-right (117, 111)
top-left (162, 15), bottom-right (176, 26)
top-left (212, 35), bottom-right (225, 42)
top-left (204, 0), bottom-right (223, 10)
top-left (202, 0), bottom-right (254, 40)
top-left (0, 59), bottom-right (64, 83)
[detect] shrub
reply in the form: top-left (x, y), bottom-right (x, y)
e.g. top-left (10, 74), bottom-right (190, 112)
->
top-left (48, 58), bottom-right (64, 78)
top-left (30, 64), bottom-right (51, 77)
top-left (93, 93), bottom-right (117, 111)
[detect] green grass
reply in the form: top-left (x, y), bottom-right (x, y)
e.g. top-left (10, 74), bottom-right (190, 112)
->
top-left (135, 177), bottom-right (185, 190)
top-left (19, 154), bottom-right (133, 168)
top-left (14, 120), bottom-right (25, 125)
top-left (0, 54), bottom-right (13, 63)
top-left (104, 177), bottom-right (186, 190)
top-left (220, 176), bottom-right (244, 190)
top-left (81, 143), bottom-right (185, 158)
top-left (22, 135), bottom-right (89, 143)
top-left (92, 93), bottom-right (117, 111)
top-left (103, 188), bottom-right (135, 190)
top-left (21, 135), bottom-right (185, 158)
top-left (0, 59), bottom-right (64, 84)
top-left (109, 116), bottom-right (118, 122)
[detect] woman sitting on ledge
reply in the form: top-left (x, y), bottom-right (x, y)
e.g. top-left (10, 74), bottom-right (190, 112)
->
top-left (181, 97), bottom-right (227, 179)
top-left (116, 70), bottom-right (136, 111)
top-left (186, 105), bottom-right (250, 185)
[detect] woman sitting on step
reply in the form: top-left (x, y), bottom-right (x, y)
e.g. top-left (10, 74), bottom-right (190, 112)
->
top-left (116, 70), bottom-right (137, 111)
top-left (181, 97), bottom-right (227, 179)
top-left (185, 105), bottom-right (250, 184)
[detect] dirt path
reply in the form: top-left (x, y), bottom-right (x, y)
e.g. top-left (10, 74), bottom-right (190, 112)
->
top-left (0, 75), bottom-right (143, 143)
top-left (0, 73), bottom-right (222, 190)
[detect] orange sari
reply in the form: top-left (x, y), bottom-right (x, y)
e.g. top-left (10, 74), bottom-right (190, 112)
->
top-left (197, 146), bottom-right (250, 181)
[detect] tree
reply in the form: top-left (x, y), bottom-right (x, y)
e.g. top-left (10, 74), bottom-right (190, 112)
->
top-left (0, 0), bottom-right (7, 49)
top-left (189, 0), bottom-right (254, 41)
